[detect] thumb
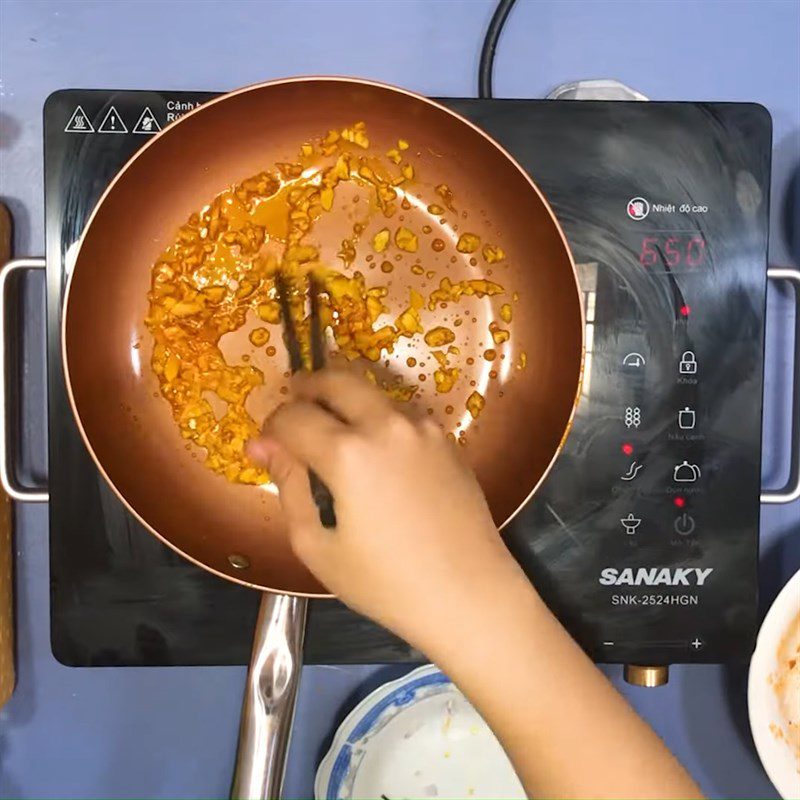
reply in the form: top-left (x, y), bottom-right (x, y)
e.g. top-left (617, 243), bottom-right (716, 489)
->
top-left (247, 436), bottom-right (332, 573)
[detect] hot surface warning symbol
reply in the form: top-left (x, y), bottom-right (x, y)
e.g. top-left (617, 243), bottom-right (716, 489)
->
top-left (132, 107), bottom-right (161, 135)
top-left (97, 106), bottom-right (128, 134)
top-left (65, 105), bottom-right (94, 133)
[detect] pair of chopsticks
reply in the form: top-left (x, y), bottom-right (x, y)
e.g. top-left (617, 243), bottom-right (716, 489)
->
top-left (275, 272), bottom-right (326, 375)
top-left (275, 272), bottom-right (337, 528)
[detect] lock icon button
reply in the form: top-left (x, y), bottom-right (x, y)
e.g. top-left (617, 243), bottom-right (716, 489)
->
top-left (679, 351), bottom-right (698, 375)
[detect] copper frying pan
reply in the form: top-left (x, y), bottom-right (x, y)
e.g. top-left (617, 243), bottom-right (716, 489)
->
top-left (62, 78), bottom-right (583, 797)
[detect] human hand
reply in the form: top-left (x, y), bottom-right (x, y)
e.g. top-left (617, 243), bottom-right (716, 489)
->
top-left (247, 368), bottom-right (524, 653)
top-left (249, 372), bottom-right (704, 800)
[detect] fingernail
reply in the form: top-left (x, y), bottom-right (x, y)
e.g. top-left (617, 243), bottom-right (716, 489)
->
top-left (246, 438), bottom-right (275, 465)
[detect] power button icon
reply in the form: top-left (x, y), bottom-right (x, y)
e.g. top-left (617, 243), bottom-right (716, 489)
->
top-left (674, 512), bottom-right (696, 536)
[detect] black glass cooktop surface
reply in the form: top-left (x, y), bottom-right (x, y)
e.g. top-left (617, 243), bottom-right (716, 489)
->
top-left (44, 90), bottom-right (770, 666)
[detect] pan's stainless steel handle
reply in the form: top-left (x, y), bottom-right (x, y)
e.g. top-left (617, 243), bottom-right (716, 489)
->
top-left (761, 267), bottom-right (800, 505)
top-left (0, 258), bottom-right (48, 503)
top-left (231, 593), bottom-right (308, 800)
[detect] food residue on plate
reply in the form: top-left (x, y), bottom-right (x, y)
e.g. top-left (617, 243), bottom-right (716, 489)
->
top-left (145, 122), bottom-right (524, 485)
top-left (770, 611), bottom-right (800, 770)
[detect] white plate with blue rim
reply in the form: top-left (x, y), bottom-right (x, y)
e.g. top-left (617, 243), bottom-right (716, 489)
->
top-left (315, 664), bottom-right (525, 800)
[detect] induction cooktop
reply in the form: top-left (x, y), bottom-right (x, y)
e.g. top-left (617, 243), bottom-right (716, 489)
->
top-left (44, 90), bottom-right (770, 667)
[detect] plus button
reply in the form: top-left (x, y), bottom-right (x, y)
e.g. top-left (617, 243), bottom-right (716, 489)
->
top-left (690, 638), bottom-right (703, 650)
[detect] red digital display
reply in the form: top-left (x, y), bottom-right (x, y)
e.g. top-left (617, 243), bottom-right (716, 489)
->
top-left (638, 234), bottom-right (706, 268)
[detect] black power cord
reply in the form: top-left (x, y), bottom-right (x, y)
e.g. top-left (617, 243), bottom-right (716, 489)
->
top-left (478, 0), bottom-right (518, 98)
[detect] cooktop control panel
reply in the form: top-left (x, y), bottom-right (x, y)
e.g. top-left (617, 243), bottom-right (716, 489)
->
top-left (45, 91), bottom-right (769, 666)
top-left (452, 100), bottom-right (771, 665)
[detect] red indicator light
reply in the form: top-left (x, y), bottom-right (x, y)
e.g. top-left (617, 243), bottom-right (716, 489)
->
top-left (622, 443), bottom-right (634, 456)
top-left (680, 304), bottom-right (691, 317)
top-left (674, 497), bottom-right (686, 508)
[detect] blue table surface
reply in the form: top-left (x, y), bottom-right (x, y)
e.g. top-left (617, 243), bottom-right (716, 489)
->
top-left (1, 1), bottom-right (799, 797)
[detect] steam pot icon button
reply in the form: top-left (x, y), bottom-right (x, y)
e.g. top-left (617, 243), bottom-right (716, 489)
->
top-left (673, 461), bottom-right (701, 483)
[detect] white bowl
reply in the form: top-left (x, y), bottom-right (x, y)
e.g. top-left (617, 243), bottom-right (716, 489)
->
top-left (749, 567), bottom-right (800, 799)
top-left (315, 664), bottom-right (524, 800)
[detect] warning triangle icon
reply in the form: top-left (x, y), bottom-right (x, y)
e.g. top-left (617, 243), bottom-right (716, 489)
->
top-left (132, 107), bottom-right (162, 135)
top-left (97, 106), bottom-right (128, 134)
top-left (65, 105), bottom-right (94, 133)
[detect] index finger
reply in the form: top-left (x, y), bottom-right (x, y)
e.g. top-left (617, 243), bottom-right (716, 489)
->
top-left (292, 367), bottom-right (395, 430)
top-left (264, 399), bottom-right (346, 486)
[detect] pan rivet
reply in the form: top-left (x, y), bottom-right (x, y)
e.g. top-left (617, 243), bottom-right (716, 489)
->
top-left (228, 554), bottom-right (250, 570)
